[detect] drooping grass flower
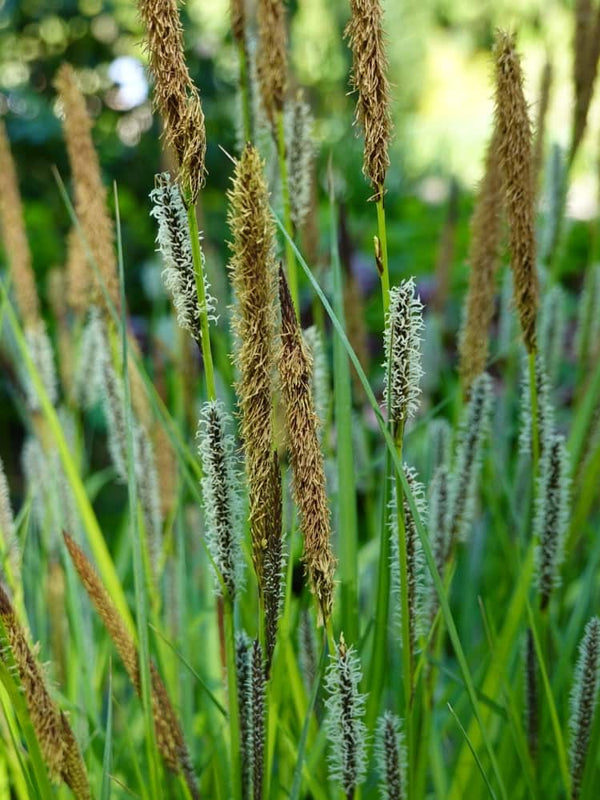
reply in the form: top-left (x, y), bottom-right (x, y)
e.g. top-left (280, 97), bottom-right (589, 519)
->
top-left (534, 434), bottom-right (570, 611)
top-left (325, 634), bottom-right (368, 797)
top-left (150, 173), bottom-right (217, 344)
top-left (256, 0), bottom-right (288, 128)
top-left (458, 129), bottom-right (503, 394)
top-left (524, 629), bottom-right (539, 761)
top-left (0, 585), bottom-right (91, 799)
top-left (227, 143), bottom-right (278, 590)
top-left (518, 353), bottom-right (555, 461)
top-left (383, 278), bottom-right (424, 434)
top-left (345, 0), bottom-right (392, 200)
top-left (196, 400), bottom-right (245, 600)
top-left (138, 0), bottom-right (206, 200)
top-left (494, 31), bottom-right (539, 353)
top-left (569, 617), bottom-right (600, 799)
top-left (375, 711), bottom-right (407, 800)
top-left (250, 639), bottom-right (266, 800)
top-left (448, 373), bottom-right (493, 548)
top-left (285, 92), bottom-right (314, 230)
top-left (278, 265), bottom-right (336, 623)
top-left (235, 631), bottom-right (252, 800)
top-left (54, 65), bottom-right (119, 313)
top-left (63, 533), bottom-right (199, 798)
top-left (390, 466), bottom-right (426, 650)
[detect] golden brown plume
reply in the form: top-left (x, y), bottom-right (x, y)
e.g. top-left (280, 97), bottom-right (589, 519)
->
top-left (256, 0), bottom-right (288, 127)
top-left (494, 31), bottom-right (538, 353)
top-left (278, 265), bottom-right (336, 623)
top-left (345, 0), bottom-right (393, 201)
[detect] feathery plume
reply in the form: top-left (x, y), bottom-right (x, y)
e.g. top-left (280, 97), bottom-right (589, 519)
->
top-left (0, 586), bottom-right (91, 798)
top-left (494, 31), bottom-right (539, 353)
top-left (383, 279), bottom-right (425, 432)
top-left (448, 373), bottom-right (493, 548)
top-left (150, 173), bottom-right (216, 343)
top-left (390, 466), bottom-right (426, 649)
top-left (518, 353), bottom-right (555, 461)
top-left (324, 634), bottom-right (368, 796)
top-left (539, 284), bottom-right (566, 382)
top-left (524, 629), bottom-right (539, 762)
top-left (458, 129), bottom-right (503, 393)
top-left (22, 320), bottom-right (59, 411)
top-left (63, 533), bottom-right (199, 797)
top-left (425, 464), bottom-right (450, 622)
top-left (569, 617), bottom-right (600, 799)
top-left (263, 451), bottom-right (283, 674)
top-left (235, 631), bottom-right (253, 800)
top-left (278, 265), bottom-right (336, 623)
top-left (250, 639), bottom-right (266, 800)
top-left (375, 711), bottom-right (407, 800)
top-left (0, 120), bottom-right (40, 326)
top-left (571, 1), bottom-right (600, 162)
top-left (256, 0), bottom-right (288, 127)
top-left (54, 65), bottom-right (119, 313)
top-left (197, 400), bottom-right (245, 599)
top-left (430, 418), bottom-right (452, 472)
top-left (345, 0), bottom-right (393, 200)
top-left (285, 93), bottom-right (315, 230)
top-left (534, 434), bottom-right (570, 611)
top-left (533, 59), bottom-right (553, 186)
top-left (138, 0), bottom-right (206, 200)
top-left (303, 325), bottom-right (330, 434)
top-left (227, 144), bottom-right (278, 587)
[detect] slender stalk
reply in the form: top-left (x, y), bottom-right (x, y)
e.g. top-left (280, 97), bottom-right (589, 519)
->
top-left (237, 41), bottom-right (252, 144)
top-left (186, 202), bottom-right (216, 401)
top-left (224, 598), bottom-right (242, 800)
top-left (276, 110), bottom-right (299, 311)
top-left (376, 189), bottom-right (390, 314)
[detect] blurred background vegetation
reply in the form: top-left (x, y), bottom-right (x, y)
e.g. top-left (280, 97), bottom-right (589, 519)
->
top-left (0, 0), bottom-right (596, 352)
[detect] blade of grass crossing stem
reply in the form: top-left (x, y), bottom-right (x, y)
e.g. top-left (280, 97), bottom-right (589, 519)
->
top-left (526, 601), bottom-right (571, 795)
top-left (329, 187), bottom-right (359, 646)
top-left (272, 211), bottom-right (508, 800)
top-left (0, 278), bottom-right (135, 636)
top-left (289, 636), bottom-right (328, 800)
top-left (100, 664), bottom-right (114, 800)
top-left (114, 184), bottom-right (162, 795)
top-left (447, 702), bottom-right (497, 800)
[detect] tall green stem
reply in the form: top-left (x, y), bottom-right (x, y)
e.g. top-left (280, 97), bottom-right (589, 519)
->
top-left (376, 190), bottom-right (390, 314)
top-left (224, 598), bottom-right (242, 800)
top-left (187, 202), bottom-right (216, 401)
top-left (276, 110), bottom-right (299, 312)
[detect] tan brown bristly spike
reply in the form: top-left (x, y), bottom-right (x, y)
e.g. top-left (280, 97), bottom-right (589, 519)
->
top-left (345, 0), bottom-right (393, 201)
top-left (458, 127), bottom-right (503, 393)
top-left (494, 30), bottom-right (539, 353)
top-left (0, 585), bottom-right (91, 799)
top-left (278, 264), bottom-right (336, 624)
top-left (256, 0), bottom-right (288, 127)
top-left (54, 65), bottom-right (120, 315)
top-left (0, 120), bottom-right (40, 327)
top-left (138, 0), bottom-right (206, 201)
top-left (63, 533), bottom-right (200, 799)
top-left (227, 143), bottom-right (278, 590)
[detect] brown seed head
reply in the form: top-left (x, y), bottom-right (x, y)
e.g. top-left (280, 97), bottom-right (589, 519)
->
top-left (458, 128), bottom-right (503, 393)
top-left (0, 120), bottom-right (40, 326)
top-left (227, 144), bottom-right (278, 588)
top-left (54, 65), bottom-right (120, 314)
top-left (572, 0), bottom-right (600, 162)
top-left (494, 30), bottom-right (538, 353)
top-left (230, 0), bottom-right (246, 45)
top-left (138, 0), bottom-right (206, 200)
top-left (0, 585), bottom-right (91, 798)
top-left (257, 0), bottom-right (288, 126)
top-left (278, 265), bottom-right (336, 623)
top-left (63, 533), bottom-right (198, 796)
top-left (65, 227), bottom-right (89, 316)
top-left (345, 0), bottom-right (393, 201)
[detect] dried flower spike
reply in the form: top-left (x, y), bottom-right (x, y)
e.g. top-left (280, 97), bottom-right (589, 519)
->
top-left (383, 278), bottom-right (425, 432)
top-left (569, 617), bottom-right (600, 799)
top-left (494, 31), bottom-right (539, 353)
top-left (375, 711), bottom-right (407, 800)
top-left (324, 634), bottom-right (368, 796)
top-left (150, 173), bottom-right (217, 344)
top-left (138, 0), bottom-right (206, 200)
top-left (534, 434), bottom-right (570, 611)
top-left (278, 265), bottom-right (336, 623)
top-left (458, 129), bottom-right (503, 393)
top-left (345, 0), bottom-right (393, 200)
top-left (227, 143), bottom-right (278, 588)
top-left (256, 0), bottom-right (288, 127)
top-left (197, 400), bottom-right (245, 600)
